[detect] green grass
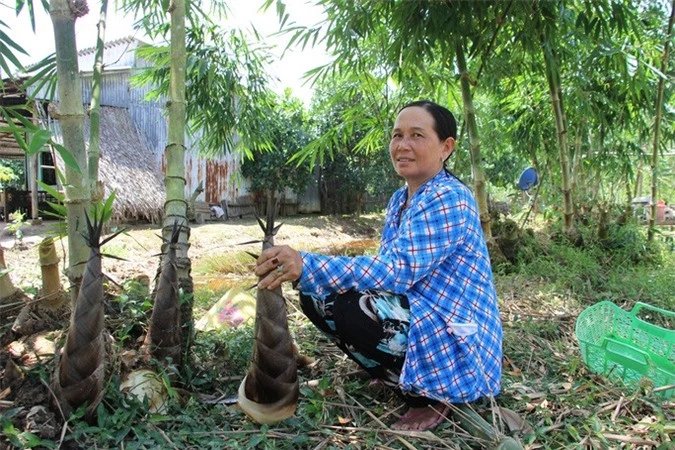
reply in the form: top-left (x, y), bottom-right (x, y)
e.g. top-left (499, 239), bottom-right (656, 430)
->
top-left (193, 250), bottom-right (257, 276)
top-left (495, 227), bottom-right (674, 449)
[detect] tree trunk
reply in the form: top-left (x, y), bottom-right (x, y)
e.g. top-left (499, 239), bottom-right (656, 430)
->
top-left (622, 171), bottom-right (633, 223)
top-left (88, 0), bottom-right (108, 203)
top-left (49, 0), bottom-right (90, 305)
top-left (596, 127), bottom-right (605, 202)
top-left (158, 0), bottom-right (193, 369)
top-left (456, 41), bottom-right (492, 239)
top-left (648, 0), bottom-right (674, 241)
top-left (633, 147), bottom-right (644, 200)
top-left (355, 192), bottom-right (362, 218)
top-left (571, 125), bottom-right (582, 206)
top-left (540, 22), bottom-right (574, 233)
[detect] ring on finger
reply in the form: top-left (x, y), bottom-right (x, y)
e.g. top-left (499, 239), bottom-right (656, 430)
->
top-left (276, 264), bottom-right (284, 275)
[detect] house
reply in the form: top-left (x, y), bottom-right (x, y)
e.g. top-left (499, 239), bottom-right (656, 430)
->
top-left (631, 196), bottom-right (675, 225)
top-left (1, 36), bottom-right (319, 223)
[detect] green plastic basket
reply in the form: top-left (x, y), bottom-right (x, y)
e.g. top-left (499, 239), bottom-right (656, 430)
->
top-left (575, 301), bottom-right (675, 398)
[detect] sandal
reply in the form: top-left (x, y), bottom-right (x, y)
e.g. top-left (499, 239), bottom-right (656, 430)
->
top-left (391, 403), bottom-right (450, 431)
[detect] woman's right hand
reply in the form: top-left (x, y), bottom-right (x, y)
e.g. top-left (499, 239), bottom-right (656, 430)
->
top-left (255, 245), bottom-right (303, 290)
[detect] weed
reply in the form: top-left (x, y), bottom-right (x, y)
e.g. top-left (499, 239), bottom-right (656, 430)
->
top-left (193, 250), bottom-right (256, 276)
top-left (107, 279), bottom-right (153, 344)
top-left (192, 286), bottom-right (228, 315)
top-left (101, 242), bottom-right (130, 260)
top-left (7, 210), bottom-right (27, 244)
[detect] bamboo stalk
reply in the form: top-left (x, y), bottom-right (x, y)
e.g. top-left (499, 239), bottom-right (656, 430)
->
top-left (49, 0), bottom-right (90, 305)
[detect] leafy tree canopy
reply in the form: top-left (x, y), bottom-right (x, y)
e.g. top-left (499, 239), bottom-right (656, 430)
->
top-left (241, 90), bottom-right (314, 197)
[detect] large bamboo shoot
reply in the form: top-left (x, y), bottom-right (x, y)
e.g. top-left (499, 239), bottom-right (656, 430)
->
top-left (0, 246), bottom-right (20, 304)
top-left (238, 214), bottom-right (298, 424)
top-left (144, 221), bottom-right (181, 365)
top-left (38, 237), bottom-right (66, 309)
top-left (54, 212), bottom-right (111, 419)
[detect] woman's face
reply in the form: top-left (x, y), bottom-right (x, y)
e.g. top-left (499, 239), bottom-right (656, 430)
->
top-left (389, 106), bottom-right (455, 194)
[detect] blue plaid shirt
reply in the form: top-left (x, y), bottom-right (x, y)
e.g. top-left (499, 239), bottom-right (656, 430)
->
top-left (297, 170), bottom-right (502, 403)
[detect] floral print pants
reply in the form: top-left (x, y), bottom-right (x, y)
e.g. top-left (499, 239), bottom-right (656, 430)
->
top-left (299, 289), bottom-right (434, 407)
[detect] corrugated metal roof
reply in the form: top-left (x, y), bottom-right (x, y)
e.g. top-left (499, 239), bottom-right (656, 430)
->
top-left (77, 35), bottom-right (151, 56)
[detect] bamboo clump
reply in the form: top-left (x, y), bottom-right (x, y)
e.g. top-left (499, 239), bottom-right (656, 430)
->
top-left (238, 213), bottom-right (299, 424)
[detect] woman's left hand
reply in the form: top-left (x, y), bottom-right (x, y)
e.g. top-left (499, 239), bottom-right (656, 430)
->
top-left (255, 245), bottom-right (303, 290)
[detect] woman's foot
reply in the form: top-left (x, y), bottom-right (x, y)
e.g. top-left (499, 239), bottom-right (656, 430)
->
top-left (391, 403), bottom-right (450, 431)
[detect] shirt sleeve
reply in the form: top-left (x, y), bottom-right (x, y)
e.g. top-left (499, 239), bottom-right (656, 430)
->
top-left (296, 186), bottom-right (471, 298)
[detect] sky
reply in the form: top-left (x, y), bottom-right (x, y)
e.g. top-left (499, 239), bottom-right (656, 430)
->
top-left (0, 0), bottom-right (330, 104)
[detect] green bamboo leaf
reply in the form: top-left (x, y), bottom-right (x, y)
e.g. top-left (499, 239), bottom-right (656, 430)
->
top-left (27, 129), bottom-right (52, 155)
top-left (24, 53), bottom-right (57, 73)
top-left (0, 28), bottom-right (27, 76)
top-left (15, 0), bottom-right (26, 14)
top-left (55, 165), bottom-right (66, 186)
top-left (102, 191), bottom-right (117, 222)
top-left (0, 108), bottom-right (31, 152)
top-left (40, 208), bottom-right (66, 220)
top-left (0, 27), bottom-right (28, 55)
top-left (51, 143), bottom-right (81, 174)
top-left (0, 113), bottom-right (31, 151)
top-left (15, 0), bottom-right (43, 33)
top-left (25, 73), bottom-right (57, 102)
top-left (24, 54), bottom-right (58, 101)
top-left (0, 41), bottom-right (25, 73)
top-left (45, 201), bottom-right (67, 217)
top-left (3, 106), bottom-right (36, 129)
top-left (37, 180), bottom-right (65, 202)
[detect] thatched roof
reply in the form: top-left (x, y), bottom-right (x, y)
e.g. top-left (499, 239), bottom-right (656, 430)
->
top-left (84, 106), bottom-right (165, 223)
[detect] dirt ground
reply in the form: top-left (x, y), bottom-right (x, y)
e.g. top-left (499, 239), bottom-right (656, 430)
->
top-left (1, 214), bottom-right (383, 289)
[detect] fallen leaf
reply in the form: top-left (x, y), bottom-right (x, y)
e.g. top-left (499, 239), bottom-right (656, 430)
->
top-left (494, 406), bottom-right (535, 434)
top-left (0, 386), bottom-right (11, 400)
top-left (631, 416), bottom-right (657, 434)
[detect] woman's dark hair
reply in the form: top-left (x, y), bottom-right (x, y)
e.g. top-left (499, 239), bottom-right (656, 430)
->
top-left (399, 100), bottom-right (457, 141)
top-left (399, 100), bottom-right (463, 181)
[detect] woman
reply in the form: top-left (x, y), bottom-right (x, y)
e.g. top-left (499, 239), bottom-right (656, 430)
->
top-left (255, 100), bottom-right (503, 431)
